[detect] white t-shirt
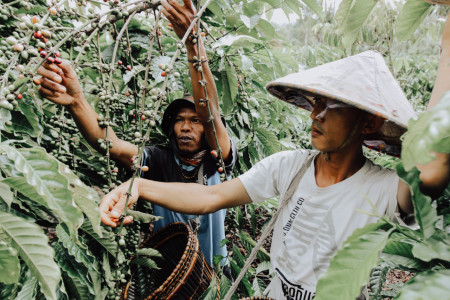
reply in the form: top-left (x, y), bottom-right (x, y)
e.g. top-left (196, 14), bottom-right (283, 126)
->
top-left (238, 150), bottom-right (399, 299)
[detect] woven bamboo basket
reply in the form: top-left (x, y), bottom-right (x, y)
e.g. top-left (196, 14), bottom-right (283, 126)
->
top-left (122, 222), bottom-right (220, 300)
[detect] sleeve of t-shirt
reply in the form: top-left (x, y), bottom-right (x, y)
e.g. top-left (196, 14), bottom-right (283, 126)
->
top-left (238, 150), bottom-right (311, 204)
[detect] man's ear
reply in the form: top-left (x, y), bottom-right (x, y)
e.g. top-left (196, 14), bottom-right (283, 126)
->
top-left (361, 114), bottom-right (384, 134)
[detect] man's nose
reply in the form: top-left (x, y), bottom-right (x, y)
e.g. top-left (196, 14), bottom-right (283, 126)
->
top-left (310, 106), bottom-right (326, 122)
top-left (180, 121), bottom-right (192, 131)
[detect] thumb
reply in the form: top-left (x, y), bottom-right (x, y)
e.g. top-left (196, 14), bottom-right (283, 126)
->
top-left (58, 60), bottom-right (78, 79)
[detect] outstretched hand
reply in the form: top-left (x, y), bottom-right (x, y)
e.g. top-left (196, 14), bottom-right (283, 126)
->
top-left (37, 60), bottom-right (83, 106)
top-left (160, 0), bottom-right (196, 45)
top-left (99, 179), bottom-right (140, 227)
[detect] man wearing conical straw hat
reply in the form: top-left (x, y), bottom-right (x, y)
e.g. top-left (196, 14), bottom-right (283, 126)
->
top-left (101, 13), bottom-right (450, 299)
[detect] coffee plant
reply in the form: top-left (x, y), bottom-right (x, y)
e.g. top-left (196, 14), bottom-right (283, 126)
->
top-left (0, 0), bottom-right (448, 298)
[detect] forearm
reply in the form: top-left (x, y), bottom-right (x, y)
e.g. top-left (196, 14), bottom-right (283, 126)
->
top-left (137, 178), bottom-right (222, 214)
top-left (428, 12), bottom-right (450, 109)
top-left (186, 40), bottom-right (220, 121)
top-left (418, 153), bottom-right (450, 198)
top-left (136, 177), bottom-right (251, 214)
top-left (67, 94), bottom-right (137, 167)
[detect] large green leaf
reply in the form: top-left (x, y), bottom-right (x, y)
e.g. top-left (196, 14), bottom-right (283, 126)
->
top-left (255, 127), bottom-right (280, 155)
top-left (0, 240), bottom-right (20, 284)
top-left (80, 221), bottom-right (117, 257)
top-left (16, 271), bottom-right (38, 300)
top-left (396, 269), bottom-right (450, 300)
top-left (56, 224), bottom-right (97, 272)
top-left (59, 164), bottom-right (102, 237)
top-left (301, 0), bottom-right (324, 18)
top-left (396, 164), bottom-right (437, 239)
top-left (337, 0), bottom-right (378, 49)
top-left (401, 91), bottom-right (450, 171)
top-left (315, 221), bottom-right (393, 300)
top-left (220, 64), bottom-right (238, 115)
top-left (0, 145), bottom-right (84, 239)
top-left (0, 181), bottom-right (13, 208)
top-left (411, 234), bottom-right (450, 262)
top-left (395, 0), bottom-right (432, 42)
top-left (0, 211), bottom-right (61, 300)
top-left (238, 231), bottom-right (270, 262)
top-left (53, 241), bottom-right (94, 296)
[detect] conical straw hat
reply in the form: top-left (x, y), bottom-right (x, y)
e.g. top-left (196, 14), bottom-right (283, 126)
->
top-left (265, 50), bottom-right (417, 156)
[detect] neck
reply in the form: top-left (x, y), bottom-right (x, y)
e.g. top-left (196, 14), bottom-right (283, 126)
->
top-left (314, 146), bottom-right (366, 188)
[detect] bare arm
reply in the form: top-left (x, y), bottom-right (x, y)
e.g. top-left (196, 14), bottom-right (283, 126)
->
top-left (38, 60), bottom-right (138, 168)
top-left (161, 0), bottom-right (231, 161)
top-left (397, 13), bottom-right (450, 212)
top-left (99, 177), bottom-right (251, 227)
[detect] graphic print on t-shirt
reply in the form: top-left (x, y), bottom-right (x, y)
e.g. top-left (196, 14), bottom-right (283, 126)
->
top-left (278, 196), bottom-right (338, 280)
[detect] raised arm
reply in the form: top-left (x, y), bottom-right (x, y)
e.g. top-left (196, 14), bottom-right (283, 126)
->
top-left (161, 0), bottom-right (232, 161)
top-left (99, 177), bottom-right (251, 227)
top-left (397, 13), bottom-right (450, 212)
top-left (38, 61), bottom-right (138, 168)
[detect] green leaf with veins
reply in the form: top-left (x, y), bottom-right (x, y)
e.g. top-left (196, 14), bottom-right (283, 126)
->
top-left (395, 0), bottom-right (432, 42)
top-left (0, 240), bottom-right (20, 285)
top-left (0, 145), bottom-right (84, 239)
top-left (0, 211), bottom-right (60, 300)
top-left (401, 91), bottom-right (450, 171)
top-left (396, 269), bottom-right (450, 300)
top-left (315, 221), bottom-right (393, 300)
top-left (396, 164), bottom-right (437, 239)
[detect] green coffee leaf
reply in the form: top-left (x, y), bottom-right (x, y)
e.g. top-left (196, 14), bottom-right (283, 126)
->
top-left (396, 269), bottom-right (450, 300)
top-left (401, 91), bottom-right (450, 171)
top-left (0, 211), bottom-right (60, 300)
top-left (395, 0), bottom-right (432, 42)
top-left (315, 222), bottom-right (393, 300)
top-left (0, 240), bottom-right (20, 284)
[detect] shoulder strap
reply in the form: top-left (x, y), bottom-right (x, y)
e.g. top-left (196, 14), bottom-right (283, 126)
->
top-left (223, 150), bottom-right (316, 300)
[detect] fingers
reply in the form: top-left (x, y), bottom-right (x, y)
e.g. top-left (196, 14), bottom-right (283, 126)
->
top-left (161, 0), bottom-right (182, 21)
top-left (57, 59), bottom-right (78, 78)
top-left (40, 76), bottom-right (67, 93)
top-left (183, 0), bottom-right (194, 12)
top-left (99, 191), bottom-right (120, 227)
top-left (38, 85), bottom-right (62, 100)
top-left (37, 65), bottom-right (63, 84)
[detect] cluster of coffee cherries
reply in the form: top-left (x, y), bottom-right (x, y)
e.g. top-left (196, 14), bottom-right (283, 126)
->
top-left (158, 63), bottom-right (180, 78)
top-left (0, 83), bottom-right (20, 111)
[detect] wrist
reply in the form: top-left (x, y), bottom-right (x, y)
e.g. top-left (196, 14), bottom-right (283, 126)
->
top-left (67, 92), bottom-right (85, 110)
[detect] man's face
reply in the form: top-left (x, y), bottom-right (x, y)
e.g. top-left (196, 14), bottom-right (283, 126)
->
top-left (173, 107), bottom-right (205, 153)
top-left (309, 99), bottom-right (364, 152)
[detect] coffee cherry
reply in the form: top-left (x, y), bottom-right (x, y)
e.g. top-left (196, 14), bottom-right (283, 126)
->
top-left (118, 60), bottom-right (123, 65)
top-left (49, 7), bottom-right (58, 15)
top-left (211, 150), bottom-right (218, 158)
top-left (17, 93), bottom-right (23, 100)
top-left (161, 71), bottom-right (167, 77)
top-left (55, 57), bottom-right (62, 64)
top-left (141, 166), bottom-right (149, 172)
top-left (40, 50), bottom-right (47, 58)
top-left (218, 167), bottom-right (224, 173)
top-left (34, 31), bottom-right (43, 39)
top-left (126, 65), bottom-right (132, 71)
top-left (13, 44), bottom-right (24, 52)
top-left (118, 238), bottom-right (126, 246)
top-left (31, 16), bottom-right (40, 24)
top-left (47, 56), bottom-right (55, 63)
top-left (55, 51), bottom-right (61, 57)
